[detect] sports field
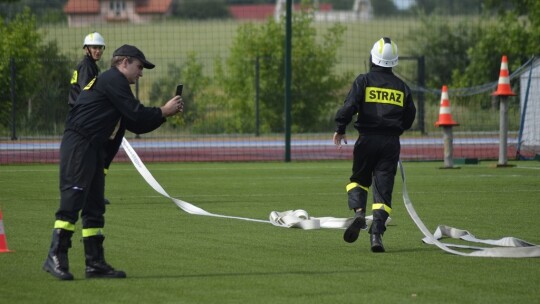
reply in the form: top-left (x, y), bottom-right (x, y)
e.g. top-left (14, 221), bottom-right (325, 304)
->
top-left (1, 160), bottom-right (539, 303)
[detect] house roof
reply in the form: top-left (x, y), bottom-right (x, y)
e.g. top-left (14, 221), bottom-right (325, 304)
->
top-left (228, 4), bottom-right (275, 20)
top-left (64, 0), bottom-right (100, 14)
top-left (63, 0), bottom-right (172, 14)
top-left (136, 0), bottom-right (173, 14)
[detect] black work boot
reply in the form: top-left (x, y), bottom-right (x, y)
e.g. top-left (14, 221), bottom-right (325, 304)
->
top-left (369, 209), bottom-right (389, 253)
top-left (343, 185), bottom-right (368, 243)
top-left (83, 235), bottom-right (126, 279)
top-left (43, 228), bottom-right (74, 280)
top-left (370, 233), bottom-right (385, 253)
top-left (343, 210), bottom-right (366, 243)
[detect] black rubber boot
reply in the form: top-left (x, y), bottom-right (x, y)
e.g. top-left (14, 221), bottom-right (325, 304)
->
top-left (369, 209), bottom-right (389, 253)
top-left (343, 185), bottom-right (367, 243)
top-left (369, 209), bottom-right (389, 235)
top-left (346, 185), bottom-right (368, 211)
top-left (43, 229), bottom-right (74, 280)
top-left (370, 233), bottom-right (385, 253)
top-left (83, 235), bottom-right (126, 279)
top-left (343, 210), bottom-right (366, 243)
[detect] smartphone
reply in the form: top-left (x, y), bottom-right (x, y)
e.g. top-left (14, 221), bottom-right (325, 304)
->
top-left (176, 84), bottom-right (183, 96)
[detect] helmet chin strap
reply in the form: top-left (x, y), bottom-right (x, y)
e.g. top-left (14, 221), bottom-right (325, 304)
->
top-left (84, 47), bottom-right (101, 62)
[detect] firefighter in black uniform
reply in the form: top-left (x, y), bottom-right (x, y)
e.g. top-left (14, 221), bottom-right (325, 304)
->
top-left (43, 44), bottom-right (184, 280)
top-left (69, 32), bottom-right (115, 205)
top-left (334, 37), bottom-right (416, 253)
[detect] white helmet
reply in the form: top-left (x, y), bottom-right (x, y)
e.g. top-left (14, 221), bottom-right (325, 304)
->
top-left (370, 37), bottom-right (398, 67)
top-left (83, 32), bottom-right (106, 48)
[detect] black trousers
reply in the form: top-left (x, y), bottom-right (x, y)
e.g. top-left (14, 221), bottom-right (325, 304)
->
top-left (350, 134), bottom-right (400, 209)
top-left (56, 130), bottom-right (106, 228)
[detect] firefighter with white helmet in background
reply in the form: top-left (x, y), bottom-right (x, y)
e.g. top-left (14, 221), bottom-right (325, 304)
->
top-left (333, 37), bottom-right (416, 252)
top-left (69, 32), bottom-right (106, 107)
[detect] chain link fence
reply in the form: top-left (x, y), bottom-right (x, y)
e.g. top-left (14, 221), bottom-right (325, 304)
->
top-left (1, 0), bottom-right (538, 163)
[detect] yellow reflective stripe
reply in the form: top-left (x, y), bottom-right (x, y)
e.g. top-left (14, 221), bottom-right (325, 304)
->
top-left (83, 77), bottom-right (96, 90)
top-left (365, 87), bottom-right (404, 107)
top-left (378, 38), bottom-right (384, 53)
top-left (82, 228), bottom-right (103, 237)
top-left (54, 220), bottom-right (75, 231)
top-left (70, 70), bottom-right (78, 84)
top-left (372, 203), bottom-right (392, 214)
top-left (346, 182), bottom-right (359, 192)
top-left (346, 182), bottom-right (369, 192)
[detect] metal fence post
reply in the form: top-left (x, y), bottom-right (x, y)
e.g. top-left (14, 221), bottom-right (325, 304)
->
top-left (417, 55), bottom-right (425, 134)
top-left (255, 56), bottom-right (260, 137)
top-left (10, 58), bottom-right (17, 140)
top-left (284, 0), bottom-right (292, 162)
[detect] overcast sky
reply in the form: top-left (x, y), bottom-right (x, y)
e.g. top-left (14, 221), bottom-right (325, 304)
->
top-left (393, 0), bottom-right (415, 10)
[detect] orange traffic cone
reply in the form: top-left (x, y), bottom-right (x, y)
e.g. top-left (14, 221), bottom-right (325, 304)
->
top-left (0, 209), bottom-right (13, 253)
top-left (492, 55), bottom-right (516, 96)
top-left (435, 85), bottom-right (459, 127)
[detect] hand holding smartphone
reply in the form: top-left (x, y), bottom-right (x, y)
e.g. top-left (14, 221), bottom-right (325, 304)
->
top-left (176, 84), bottom-right (183, 96)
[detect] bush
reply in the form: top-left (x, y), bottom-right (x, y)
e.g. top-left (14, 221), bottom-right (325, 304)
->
top-left (217, 7), bottom-right (351, 133)
top-left (173, 0), bottom-right (230, 20)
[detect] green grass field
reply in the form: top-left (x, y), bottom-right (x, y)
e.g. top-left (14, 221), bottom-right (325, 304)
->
top-left (1, 160), bottom-right (539, 303)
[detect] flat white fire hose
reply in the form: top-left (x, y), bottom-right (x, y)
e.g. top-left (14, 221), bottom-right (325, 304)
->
top-left (121, 138), bottom-right (540, 258)
top-left (397, 161), bottom-right (540, 258)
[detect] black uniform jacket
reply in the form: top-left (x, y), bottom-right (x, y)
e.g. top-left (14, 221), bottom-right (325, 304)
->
top-left (68, 55), bottom-right (99, 107)
top-left (335, 66), bottom-right (416, 136)
top-left (65, 66), bottom-right (165, 157)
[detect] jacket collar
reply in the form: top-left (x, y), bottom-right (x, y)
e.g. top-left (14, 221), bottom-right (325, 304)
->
top-left (370, 65), bottom-right (394, 74)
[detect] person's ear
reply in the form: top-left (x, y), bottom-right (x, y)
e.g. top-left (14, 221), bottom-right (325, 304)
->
top-left (122, 57), bottom-right (129, 67)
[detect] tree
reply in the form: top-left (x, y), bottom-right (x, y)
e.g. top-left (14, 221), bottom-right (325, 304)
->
top-left (456, 0), bottom-right (540, 87)
top-left (173, 0), bottom-right (230, 20)
top-left (407, 13), bottom-right (479, 88)
top-left (148, 52), bottom-right (209, 128)
top-left (218, 6), bottom-right (350, 133)
top-left (408, 0), bottom-right (539, 89)
top-left (0, 7), bottom-right (71, 135)
top-left (0, 0), bottom-right (66, 23)
top-left (371, 0), bottom-right (399, 16)
top-left (412, 0), bottom-right (483, 15)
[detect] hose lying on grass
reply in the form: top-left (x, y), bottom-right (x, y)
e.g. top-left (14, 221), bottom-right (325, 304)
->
top-left (122, 138), bottom-right (540, 258)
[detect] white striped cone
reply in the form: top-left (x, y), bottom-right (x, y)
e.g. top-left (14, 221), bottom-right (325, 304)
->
top-left (435, 85), bottom-right (459, 127)
top-left (492, 55), bottom-right (516, 96)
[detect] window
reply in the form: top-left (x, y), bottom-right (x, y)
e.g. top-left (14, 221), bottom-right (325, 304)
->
top-left (110, 0), bottom-right (126, 16)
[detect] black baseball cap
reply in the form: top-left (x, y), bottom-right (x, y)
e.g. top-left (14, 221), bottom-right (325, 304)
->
top-left (112, 44), bottom-right (155, 69)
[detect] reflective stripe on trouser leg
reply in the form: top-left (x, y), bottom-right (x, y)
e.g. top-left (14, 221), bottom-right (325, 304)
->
top-left (370, 204), bottom-right (391, 235)
top-left (372, 168), bottom-right (396, 210)
top-left (346, 182), bottom-right (368, 211)
top-left (54, 220), bottom-right (75, 232)
top-left (372, 203), bottom-right (392, 214)
top-left (82, 228), bottom-right (103, 237)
